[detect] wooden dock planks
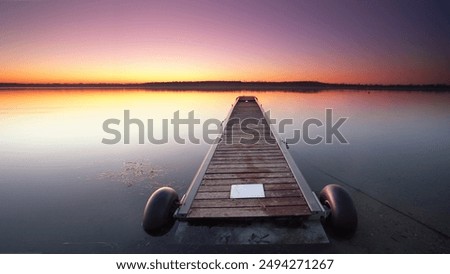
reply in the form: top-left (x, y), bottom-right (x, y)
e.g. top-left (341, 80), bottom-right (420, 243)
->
top-left (186, 97), bottom-right (312, 219)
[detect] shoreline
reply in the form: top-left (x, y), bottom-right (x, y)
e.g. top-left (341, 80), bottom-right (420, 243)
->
top-left (1, 81), bottom-right (449, 92)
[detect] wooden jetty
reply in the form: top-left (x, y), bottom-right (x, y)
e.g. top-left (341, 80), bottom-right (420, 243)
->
top-left (175, 96), bottom-right (324, 220)
top-left (143, 96), bottom-right (357, 242)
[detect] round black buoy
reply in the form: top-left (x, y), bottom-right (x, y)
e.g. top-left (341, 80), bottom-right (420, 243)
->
top-left (143, 187), bottom-right (179, 236)
top-left (319, 184), bottom-right (357, 235)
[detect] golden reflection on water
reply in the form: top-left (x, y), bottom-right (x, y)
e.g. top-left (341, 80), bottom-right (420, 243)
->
top-left (1, 89), bottom-right (448, 151)
top-left (0, 90), bottom-right (233, 149)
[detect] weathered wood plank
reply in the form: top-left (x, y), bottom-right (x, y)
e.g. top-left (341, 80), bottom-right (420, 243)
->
top-left (214, 150), bottom-right (282, 154)
top-left (217, 143), bottom-right (277, 147)
top-left (216, 145), bottom-right (278, 149)
top-left (209, 160), bottom-right (287, 166)
top-left (206, 167), bottom-right (290, 174)
top-left (216, 147), bottom-right (279, 151)
top-left (223, 129), bottom-right (272, 133)
top-left (221, 138), bottom-right (273, 142)
top-left (225, 124), bottom-right (270, 127)
top-left (218, 143), bottom-right (276, 146)
top-left (210, 158), bottom-right (286, 162)
top-left (214, 151), bottom-right (279, 155)
top-left (203, 172), bottom-right (294, 179)
top-left (218, 142), bottom-right (277, 146)
top-left (213, 152), bottom-right (283, 157)
top-left (188, 206), bottom-right (311, 218)
top-left (201, 177), bottom-right (297, 185)
top-left (215, 148), bottom-right (280, 152)
top-left (211, 156), bottom-right (286, 161)
top-left (191, 197), bottom-right (307, 208)
top-left (212, 156), bottom-right (286, 161)
top-left (216, 148), bottom-right (278, 152)
top-left (221, 132), bottom-right (271, 135)
top-left (213, 152), bottom-right (283, 156)
top-left (207, 163), bottom-right (288, 169)
top-left (210, 160), bottom-right (286, 164)
top-left (195, 189), bottom-right (303, 199)
top-left (198, 183), bottom-right (299, 192)
top-left (221, 135), bottom-right (274, 139)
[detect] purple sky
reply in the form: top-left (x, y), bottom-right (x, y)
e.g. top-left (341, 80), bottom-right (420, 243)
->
top-left (1, 0), bottom-right (449, 84)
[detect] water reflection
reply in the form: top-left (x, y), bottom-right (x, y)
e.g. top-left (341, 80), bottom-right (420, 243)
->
top-left (0, 89), bottom-right (449, 253)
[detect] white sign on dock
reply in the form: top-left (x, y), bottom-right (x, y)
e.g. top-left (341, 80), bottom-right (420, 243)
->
top-left (230, 184), bottom-right (265, 199)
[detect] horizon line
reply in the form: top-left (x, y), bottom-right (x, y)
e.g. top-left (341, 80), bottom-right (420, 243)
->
top-left (1, 81), bottom-right (449, 92)
top-left (1, 81), bottom-right (449, 87)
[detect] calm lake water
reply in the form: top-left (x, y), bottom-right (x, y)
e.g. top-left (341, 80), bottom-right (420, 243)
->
top-left (0, 89), bottom-right (449, 253)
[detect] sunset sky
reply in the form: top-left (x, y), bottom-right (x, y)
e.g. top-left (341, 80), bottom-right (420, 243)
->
top-left (1, 0), bottom-right (449, 84)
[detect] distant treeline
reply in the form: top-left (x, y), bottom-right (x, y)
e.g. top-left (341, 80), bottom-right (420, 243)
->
top-left (0, 81), bottom-right (449, 92)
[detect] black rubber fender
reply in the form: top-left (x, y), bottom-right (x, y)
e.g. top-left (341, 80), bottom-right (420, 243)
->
top-left (142, 187), bottom-right (179, 235)
top-left (319, 184), bottom-right (357, 235)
